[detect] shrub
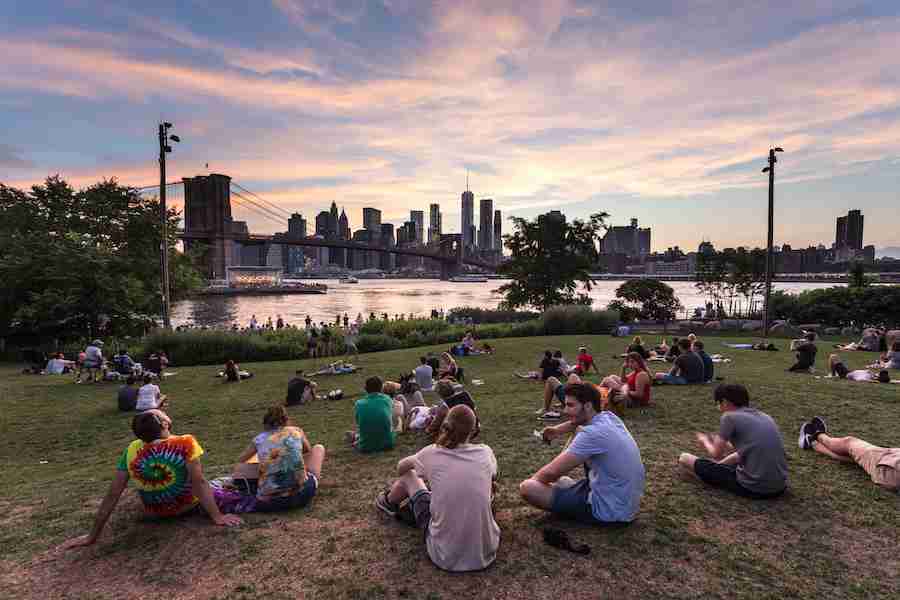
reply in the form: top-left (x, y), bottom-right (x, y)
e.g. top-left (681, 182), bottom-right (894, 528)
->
top-left (132, 329), bottom-right (310, 366)
top-left (541, 306), bottom-right (619, 335)
top-left (447, 306), bottom-right (540, 324)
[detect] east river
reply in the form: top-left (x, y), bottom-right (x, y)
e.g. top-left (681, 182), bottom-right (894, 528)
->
top-left (171, 280), bottom-right (840, 328)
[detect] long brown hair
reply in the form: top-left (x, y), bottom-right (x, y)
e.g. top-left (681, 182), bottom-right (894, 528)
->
top-left (436, 405), bottom-right (476, 449)
top-left (626, 351), bottom-right (648, 373)
top-left (262, 405), bottom-right (291, 430)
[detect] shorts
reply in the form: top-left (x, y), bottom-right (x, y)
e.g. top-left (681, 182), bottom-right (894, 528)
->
top-left (256, 473), bottom-right (319, 512)
top-left (833, 361), bottom-right (849, 378)
top-left (409, 489), bottom-right (433, 533)
top-left (554, 382), bottom-right (566, 403)
top-left (848, 441), bottom-right (900, 491)
top-left (550, 479), bottom-right (607, 525)
top-left (658, 374), bottom-right (688, 385)
top-left (693, 459), bottom-right (785, 499)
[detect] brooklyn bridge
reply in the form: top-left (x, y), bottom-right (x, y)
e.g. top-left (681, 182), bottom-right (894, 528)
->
top-left (155, 173), bottom-right (499, 280)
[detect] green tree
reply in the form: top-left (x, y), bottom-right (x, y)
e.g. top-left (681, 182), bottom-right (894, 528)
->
top-left (608, 279), bottom-right (683, 323)
top-left (0, 176), bottom-right (203, 340)
top-left (497, 212), bottom-right (608, 311)
top-left (848, 261), bottom-right (871, 289)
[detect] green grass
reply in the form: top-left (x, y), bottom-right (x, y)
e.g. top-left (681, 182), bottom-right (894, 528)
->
top-left (1, 334), bottom-right (898, 599)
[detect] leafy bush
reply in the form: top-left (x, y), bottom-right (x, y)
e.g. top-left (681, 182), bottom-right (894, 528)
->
top-left (132, 329), bottom-right (310, 366)
top-left (446, 307), bottom-right (540, 324)
top-left (541, 306), bottom-right (619, 335)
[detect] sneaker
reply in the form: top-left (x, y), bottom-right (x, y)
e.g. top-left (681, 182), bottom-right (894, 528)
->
top-left (374, 490), bottom-right (398, 517)
top-left (810, 416), bottom-right (827, 437)
top-left (797, 422), bottom-right (814, 450)
top-left (534, 408), bottom-right (545, 415)
top-left (540, 411), bottom-right (562, 420)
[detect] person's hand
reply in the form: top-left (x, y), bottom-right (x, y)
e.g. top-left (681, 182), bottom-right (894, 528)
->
top-left (695, 432), bottom-right (716, 453)
top-left (214, 514), bottom-right (243, 527)
top-left (541, 427), bottom-right (557, 443)
top-left (58, 534), bottom-right (96, 550)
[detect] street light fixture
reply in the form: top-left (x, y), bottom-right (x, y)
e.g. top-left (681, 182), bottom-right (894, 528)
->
top-left (762, 146), bottom-right (784, 338)
top-left (158, 122), bottom-right (181, 329)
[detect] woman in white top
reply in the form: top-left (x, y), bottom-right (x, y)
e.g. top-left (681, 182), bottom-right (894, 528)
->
top-left (135, 374), bottom-right (167, 411)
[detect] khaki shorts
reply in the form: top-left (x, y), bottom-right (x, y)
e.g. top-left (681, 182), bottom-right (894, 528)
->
top-left (848, 440), bottom-right (900, 491)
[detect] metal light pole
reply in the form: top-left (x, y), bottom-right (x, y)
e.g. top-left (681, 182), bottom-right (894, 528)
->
top-left (158, 122), bottom-right (180, 329)
top-left (761, 147), bottom-right (783, 338)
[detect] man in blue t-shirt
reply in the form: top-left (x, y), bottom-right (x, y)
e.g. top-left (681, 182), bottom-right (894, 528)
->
top-left (519, 383), bottom-right (645, 524)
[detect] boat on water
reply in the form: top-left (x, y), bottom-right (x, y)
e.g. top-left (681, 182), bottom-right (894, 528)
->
top-left (450, 274), bottom-right (489, 283)
top-left (339, 276), bottom-right (359, 284)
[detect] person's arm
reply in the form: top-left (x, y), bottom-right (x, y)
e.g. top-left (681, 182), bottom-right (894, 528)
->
top-left (541, 420), bottom-right (577, 442)
top-left (625, 372), bottom-right (650, 403)
top-left (533, 451), bottom-right (585, 485)
top-left (187, 461), bottom-right (242, 527)
top-left (396, 453), bottom-right (419, 476)
top-left (61, 470), bottom-right (130, 548)
top-left (591, 359), bottom-right (600, 375)
top-left (696, 431), bottom-right (731, 460)
top-left (717, 452), bottom-right (740, 465)
top-left (236, 442), bottom-right (257, 464)
top-left (299, 429), bottom-right (312, 454)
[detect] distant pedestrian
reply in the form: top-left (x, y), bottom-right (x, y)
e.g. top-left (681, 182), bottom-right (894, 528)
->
top-left (276, 315), bottom-right (284, 329)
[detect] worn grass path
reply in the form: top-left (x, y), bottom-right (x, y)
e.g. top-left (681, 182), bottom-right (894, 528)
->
top-left (0, 334), bottom-right (898, 599)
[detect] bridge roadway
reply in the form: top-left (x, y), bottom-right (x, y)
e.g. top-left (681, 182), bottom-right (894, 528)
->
top-left (177, 231), bottom-right (498, 271)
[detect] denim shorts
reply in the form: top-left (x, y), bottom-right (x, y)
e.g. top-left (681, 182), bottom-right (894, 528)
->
top-left (255, 473), bottom-right (318, 512)
top-left (550, 479), bottom-right (604, 525)
top-left (409, 489), bottom-right (432, 531)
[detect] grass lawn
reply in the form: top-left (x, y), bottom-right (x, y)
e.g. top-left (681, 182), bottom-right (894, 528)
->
top-left (0, 334), bottom-right (898, 600)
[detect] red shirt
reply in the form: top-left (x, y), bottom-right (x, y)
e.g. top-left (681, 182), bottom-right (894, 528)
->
top-left (577, 352), bottom-right (594, 371)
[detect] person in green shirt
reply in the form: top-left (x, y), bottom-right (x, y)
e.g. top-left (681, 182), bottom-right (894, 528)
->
top-left (345, 376), bottom-right (396, 453)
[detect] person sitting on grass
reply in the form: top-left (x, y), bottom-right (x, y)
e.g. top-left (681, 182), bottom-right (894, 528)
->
top-left (76, 339), bottom-right (105, 383)
top-left (798, 416), bottom-right (899, 492)
top-left (692, 340), bottom-right (714, 383)
top-left (144, 350), bottom-right (169, 377)
top-left (677, 384), bottom-right (788, 499)
top-left (135, 373), bottom-right (167, 411)
top-left (221, 405), bottom-right (326, 513)
top-left (222, 359), bottom-right (253, 382)
top-left (553, 350), bottom-right (571, 375)
top-left (286, 369), bottom-right (317, 406)
top-left (520, 382), bottom-right (645, 525)
top-left (426, 380), bottom-right (479, 439)
top-left (46, 352), bottom-right (74, 375)
top-left (345, 376), bottom-right (395, 453)
top-left (601, 352), bottom-right (653, 408)
top-left (514, 350), bottom-right (559, 380)
top-left (625, 336), bottom-right (651, 360)
top-left (788, 332), bottom-right (818, 373)
top-left (414, 356), bottom-right (434, 392)
top-left (397, 373), bottom-right (426, 410)
top-left (112, 350), bottom-right (136, 376)
top-left (664, 337), bottom-right (681, 362)
top-left (538, 373), bottom-right (582, 419)
top-left (438, 352), bottom-right (458, 380)
top-left (61, 410), bottom-right (242, 549)
top-left (835, 327), bottom-right (883, 352)
top-left (654, 338), bottom-right (705, 385)
top-left (574, 346), bottom-right (600, 376)
top-left (117, 376), bottom-right (139, 411)
top-left (880, 341), bottom-right (900, 370)
top-left (374, 405), bottom-right (500, 572)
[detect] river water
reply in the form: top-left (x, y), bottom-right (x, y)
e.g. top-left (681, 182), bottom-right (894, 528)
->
top-left (171, 280), bottom-right (840, 328)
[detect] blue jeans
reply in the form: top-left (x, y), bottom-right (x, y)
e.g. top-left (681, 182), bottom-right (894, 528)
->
top-left (658, 373), bottom-right (688, 385)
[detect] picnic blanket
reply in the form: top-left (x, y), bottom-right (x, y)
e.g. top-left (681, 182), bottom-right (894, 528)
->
top-left (723, 343), bottom-right (754, 349)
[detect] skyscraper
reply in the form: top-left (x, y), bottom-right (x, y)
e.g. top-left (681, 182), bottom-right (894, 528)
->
top-left (338, 208), bottom-right (350, 240)
top-left (288, 213), bottom-right (306, 239)
top-left (835, 209), bottom-right (863, 250)
top-left (363, 207), bottom-right (382, 234)
top-left (478, 198), bottom-right (493, 250)
top-left (315, 211), bottom-right (331, 236)
top-left (493, 209), bottom-right (502, 252)
top-left (428, 203), bottom-right (442, 244)
top-left (410, 210), bottom-right (425, 245)
top-left (461, 187), bottom-right (475, 250)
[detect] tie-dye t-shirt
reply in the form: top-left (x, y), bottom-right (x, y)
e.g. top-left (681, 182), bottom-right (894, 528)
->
top-left (253, 426), bottom-right (308, 500)
top-left (116, 435), bottom-right (203, 517)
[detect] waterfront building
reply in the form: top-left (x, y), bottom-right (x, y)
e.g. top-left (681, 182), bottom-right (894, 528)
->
top-left (288, 213), bottom-right (307, 238)
top-left (363, 207), bottom-right (382, 236)
top-left (835, 209), bottom-right (863, 250)
top-left (478, 198), bottom-right (493, 251)
top-left (315, 211), bottom-right (331, 237)
top-left (461, 188), bottom-right (475, 250)
top-left (428, 203), bottom-right (442, 244)
top-left (411, 210), bottom-right (425, 245)
top-left (601, 218), bottom-right (651, 258)
top-left (380, 223), bottom-right (396, 271)
top-left (493, 209), bottom-right (502, 252)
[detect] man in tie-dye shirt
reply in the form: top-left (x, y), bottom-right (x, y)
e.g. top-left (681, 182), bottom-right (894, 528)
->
top-left (62, 410), bottom-right (241, 549)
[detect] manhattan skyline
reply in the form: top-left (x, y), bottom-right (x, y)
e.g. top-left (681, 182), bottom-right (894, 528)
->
top-left (2, 1), bottom-right (900, 252)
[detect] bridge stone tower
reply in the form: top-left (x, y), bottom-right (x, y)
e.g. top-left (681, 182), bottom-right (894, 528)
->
top-left (183, 173), bottom-right (247, 279)
top-left (438, 234), bottom-right (464, 280)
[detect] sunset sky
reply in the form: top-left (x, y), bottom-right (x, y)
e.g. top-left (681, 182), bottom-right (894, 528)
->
top-left (2, 1), bottom-right (899, 252)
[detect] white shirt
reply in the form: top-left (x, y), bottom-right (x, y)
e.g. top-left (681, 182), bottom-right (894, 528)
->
top-left (46, 359), bottom-right (67, 374)
top-left (136, 383), bottom-right (162, 411)
top-left (414, 364), bottom-right (434, 391)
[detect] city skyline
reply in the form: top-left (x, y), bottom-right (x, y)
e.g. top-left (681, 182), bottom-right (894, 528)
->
top-left (2, 2), bottom-right (900, 252)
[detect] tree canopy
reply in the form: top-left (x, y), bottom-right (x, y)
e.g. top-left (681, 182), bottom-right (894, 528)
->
top-left (608, 279), bottom-right (682, 322)
top-left (0, 176), bottom-right (203, 340)
top-left (496, 212), bottom-right (607, 311)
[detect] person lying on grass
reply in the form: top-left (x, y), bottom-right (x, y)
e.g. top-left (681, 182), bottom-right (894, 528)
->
top-left (826, 354), bottom-right (892, 382)
top-left (654, 338), bottom-right (705, 385)
top-left (217, 405), bottom-right (326, 513)
top-left (61, 410), bottom-right (241, 549)
top-left (600, 352), bottom-right (653, 408)
top-left (520, 382), bottom-right (645, 525)
top-left (311, 360), bottom-right (358, 376)
top-left (345, 376), bottom-right (395, 453)
top-left (798, 416), bottom-right (899, 492)
top-left (375, 405), bottom-right (500, 572)
top-left (221, 359), bottom-right (253, 382)
top-left (678, 384), bottom-right (788, 499)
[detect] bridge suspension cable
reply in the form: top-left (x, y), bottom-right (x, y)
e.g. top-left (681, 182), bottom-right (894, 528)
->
top-left (230, 191), bottom-right (289, 228)
top-left (231, 182), bottom-right (294, 219)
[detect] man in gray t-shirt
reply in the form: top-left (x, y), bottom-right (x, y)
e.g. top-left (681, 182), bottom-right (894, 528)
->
top-left (678, 384), bottom-right (788, 498)
top-left (655, 339), bottom-right (705, 385)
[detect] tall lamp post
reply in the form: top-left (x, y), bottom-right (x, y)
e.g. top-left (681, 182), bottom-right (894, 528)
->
top-left (158, 122), bottom-right (180, 330)
top-left (761, 146), bottom-right (783, 338)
